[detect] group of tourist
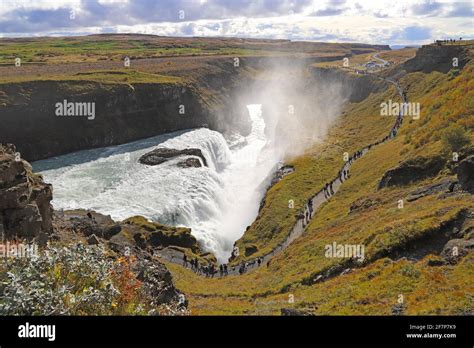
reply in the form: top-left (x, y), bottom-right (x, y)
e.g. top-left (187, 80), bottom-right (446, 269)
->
top-left (435, 38), bottom-right (462, 45)
top-left (238, 256), bottom-right (265, 274)
top-left (339, 168), bottom-right (349, 182)
top-left (300, 198), bottom-right (314, 228)
top-left (182, 253), bottom-right (268, 277)
top-left (183, 255), bottom-right (220, 277)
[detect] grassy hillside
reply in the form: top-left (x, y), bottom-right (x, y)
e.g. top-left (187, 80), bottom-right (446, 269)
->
top-left (164, 49), bottom-right (474, 315)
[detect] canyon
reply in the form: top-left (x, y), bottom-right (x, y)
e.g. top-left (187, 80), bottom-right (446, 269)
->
top-left (0, 35), bottom-right (472, 316)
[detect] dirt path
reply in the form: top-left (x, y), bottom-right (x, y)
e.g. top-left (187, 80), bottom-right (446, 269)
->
top-left (156, 72), bottom-right (407, 278)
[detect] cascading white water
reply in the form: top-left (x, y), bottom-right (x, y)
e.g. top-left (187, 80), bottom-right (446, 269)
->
top-left (33, 105), bottom-right (278, 263)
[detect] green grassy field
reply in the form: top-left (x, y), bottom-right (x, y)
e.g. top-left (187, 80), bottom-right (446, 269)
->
top-left (0, 37), bottom-right (278, 65)
top-left (0, 69), bottom-right (183, 84)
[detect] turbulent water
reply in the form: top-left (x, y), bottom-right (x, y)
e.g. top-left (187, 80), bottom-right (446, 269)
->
top-left (33, 105), bottom-right (279, 263)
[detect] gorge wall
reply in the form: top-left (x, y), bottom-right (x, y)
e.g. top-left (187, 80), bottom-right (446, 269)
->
top-left (0, 55), bottom-right (388, 162)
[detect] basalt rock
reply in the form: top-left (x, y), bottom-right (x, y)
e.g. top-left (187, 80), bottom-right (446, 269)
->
top-left (121, 216), bottom-right (201, 252)
top-left (61, 210), bottom-right (122, 240)
top-left (378, 155), bottom-right (445, 189)
top-left (0, 144), bottom-right (53, 242)
top-left (135, 257), bottom-right (187, 309)
top-left (139, 147), bottom-right (207, 167)
top-left (87, 233), bottom-right (100, 245)
top-left (406, 178), bottom-right (456, 202)
top-left (441, 238), bottom-right (474, 264)
top-left (281, 308), bottom-right (314, 316)
top-left (176, 157), bottom-right (202, 168)
top-left (401, 44), bottom-right (469, 74)
top-left (244, 244), bottom-right (258, 257)
top-left (457, 155), bottom-right (474, 192)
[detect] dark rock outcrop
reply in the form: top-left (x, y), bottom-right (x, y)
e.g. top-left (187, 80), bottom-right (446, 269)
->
top-left (391, 303), bottom-right (406, 316)
top-left (281, 308), bottom-right (314, 316)
top-left (87, 233), bottom-right (100, 245)
top-left (457, 155), bottom-right (474, 192)
top-left (441, 238), bottom-right (474, 264)
top-left (135, 257), bottom-right (187, 309)
top-left (176, 157), bottom-right (202, 168)
top-left (61, 210), bottom-right (122, 240)
top-left (121, 216), bottom-right (201, 252)
top-left (401, 44), bottom-right (469, 74)
top-left (378, 155), bottom-right (445, 189)
top-left (0, 144), bottom-right (53, 242)
top-left (139, 147), bottom-right (207, 167)
top-left (244, 244), bottom-right (258, 257)
top-left (406, 178), bottom-right (456, 202)
top-left (310, 67), bottom-right (388, 103)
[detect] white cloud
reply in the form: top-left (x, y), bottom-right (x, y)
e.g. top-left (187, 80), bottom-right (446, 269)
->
top-left (0, 0), bottom-right (472, 44)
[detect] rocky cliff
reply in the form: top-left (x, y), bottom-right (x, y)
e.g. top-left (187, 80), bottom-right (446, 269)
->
top-left (396, 44), bottom-right (470, 74)
top-left (0, 81), bottom-right (236, 161)
top-left (310, 66), bottom-right (388, 102)
top-left (0, 143), bottom-right (53, 242)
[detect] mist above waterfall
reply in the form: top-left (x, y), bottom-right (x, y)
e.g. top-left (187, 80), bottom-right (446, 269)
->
top-left (237, 59), bottom-right (349, 162)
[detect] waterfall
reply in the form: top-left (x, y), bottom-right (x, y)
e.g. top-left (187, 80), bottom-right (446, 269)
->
top-left (33, 105), bottom-right (278, 263)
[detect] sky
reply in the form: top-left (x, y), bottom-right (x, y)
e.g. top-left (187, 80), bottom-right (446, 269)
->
top-left (0, 0), bottom-right (472, 45)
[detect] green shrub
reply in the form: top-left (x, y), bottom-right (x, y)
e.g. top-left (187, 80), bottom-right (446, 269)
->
top-left (441, 124), bottom-right (470, 152)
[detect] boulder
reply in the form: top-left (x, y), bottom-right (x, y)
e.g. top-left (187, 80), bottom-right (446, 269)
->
top-left (139, 147), bottom-right (207, 167)
top-left (281, 308), bottom-right (313, 316)
top-left (457, 155), bottom-right (474, 192)
top-left (148, 229), bottom-right (197, 250)
top-left (427, 258), bottom-right (446, 267)
top-left (391, 303), bottom-right (406, 316)
top-left (441, 238), bottom-right (474, 264)
top-left (63, 210), bottom-right (122, 240)
top-left (0, 144), bottom-right (27, 185)
top-left (3, 204), bottom-right (43, 239)
top-left (176, 157), bottom-right (202, 168)
top-left (136, 259), bottom-right (185, 308)
top-left (0, 179), bottom-right (31, 210)
top-left (87, 234), bottom-right (100, 245)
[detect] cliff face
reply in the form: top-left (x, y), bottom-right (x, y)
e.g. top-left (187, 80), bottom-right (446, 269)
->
top-left (310, 67), bottom-right (388, 102)
top-left (0, 81), bottom-right (236, 161)
top-left (399, 44), bottom-right (469, 73)
top-left (0, 144), bottom-right (53, 242)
